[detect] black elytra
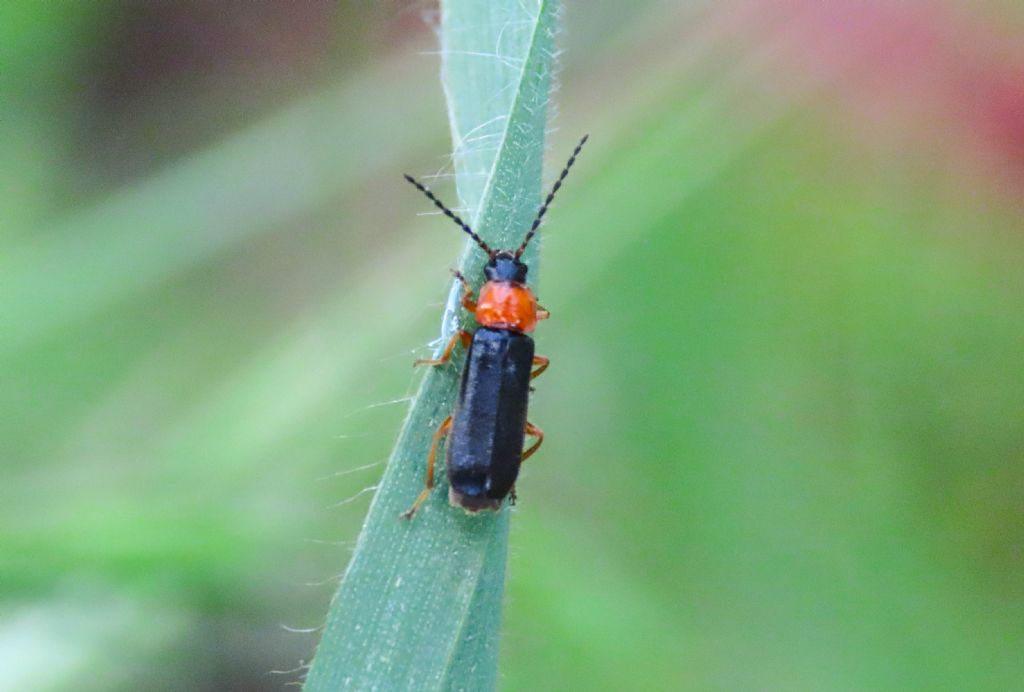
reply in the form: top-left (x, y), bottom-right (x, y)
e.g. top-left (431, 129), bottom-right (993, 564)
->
top-left (446, 327), bottom-right (534, 511)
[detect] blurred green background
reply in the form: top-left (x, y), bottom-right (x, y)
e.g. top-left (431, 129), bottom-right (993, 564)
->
top-left (3, 1), bottom-right (1024, 690)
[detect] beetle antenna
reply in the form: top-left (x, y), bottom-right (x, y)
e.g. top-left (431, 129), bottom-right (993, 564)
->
top-left (403, 174), bottom-right (495, 257)
top-left (515, 134), bottom-right (589, 259)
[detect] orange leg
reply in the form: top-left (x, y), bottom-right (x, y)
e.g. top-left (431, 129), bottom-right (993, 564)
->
top-left (522, 421), bottom-right (544, 462)
top-left (509, 422), bottom-right (545, 505)
top-left (530, 355), bottom-right (550, 380)
top-left (452, 270), bottom-right (477, 312)
top-left (401, 415), bottom-right (453, 520)
top-left (414, 329), bottom-right (472, 367)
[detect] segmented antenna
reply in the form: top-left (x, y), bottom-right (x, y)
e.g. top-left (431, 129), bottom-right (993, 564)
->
top-left (515, 134), bottom-right (589, 259)
top-left (403, 174), bottom-right (495, 257)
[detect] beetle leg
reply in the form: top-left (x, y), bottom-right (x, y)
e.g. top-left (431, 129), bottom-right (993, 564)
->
top-left (522, 421), bottom-right (544, 461)
top-left (530, 355), bottom-right (550, 380)
top-left (414, 329), bottom-right (472, 367)
top-left (401, 415), bottom-right (453, 520)
top-left (537, 305), bottom-right (550, 320)
top-left (508, 422), bottom-right (544, 506)
top-left (452, 270), bottom-right (477, 312)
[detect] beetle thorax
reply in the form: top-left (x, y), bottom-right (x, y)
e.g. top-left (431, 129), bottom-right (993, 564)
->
top-left (475, 281), bottom-right (538, 333)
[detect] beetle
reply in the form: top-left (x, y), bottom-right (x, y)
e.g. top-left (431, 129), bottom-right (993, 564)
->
top-left (400, 135), bottom-right (588, 519)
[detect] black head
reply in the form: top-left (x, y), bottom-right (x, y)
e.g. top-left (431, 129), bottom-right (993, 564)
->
top-left (484, 252), bottom-right (528, 283)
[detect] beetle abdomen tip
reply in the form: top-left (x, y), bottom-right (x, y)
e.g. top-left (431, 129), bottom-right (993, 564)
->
top-left (448, 487), bottom-right (502, 513)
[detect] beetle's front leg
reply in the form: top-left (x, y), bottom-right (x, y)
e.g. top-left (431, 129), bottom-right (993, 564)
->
top-left (452, 270), bottom-right (477, 312)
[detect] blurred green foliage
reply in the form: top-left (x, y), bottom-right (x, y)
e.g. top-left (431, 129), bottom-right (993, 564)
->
top-left (2, 2), bottom-right (1023, 690)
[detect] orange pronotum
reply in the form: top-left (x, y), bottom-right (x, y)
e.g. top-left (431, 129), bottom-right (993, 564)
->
top-left (475, 282), bottom-right (539, 333)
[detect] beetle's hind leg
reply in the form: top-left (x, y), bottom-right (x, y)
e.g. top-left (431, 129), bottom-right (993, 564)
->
top-left (522, 421), bottom-right (544, 461)
top-left (530, 355), bottom-right (550, 380)
top-left (400, 415), bottom-right (452, 520)
top-left (508, 422), bottom-right (545, 506)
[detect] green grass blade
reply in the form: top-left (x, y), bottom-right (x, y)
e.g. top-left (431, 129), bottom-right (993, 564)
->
top-left (303, 1), bottom-right (559, 689)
